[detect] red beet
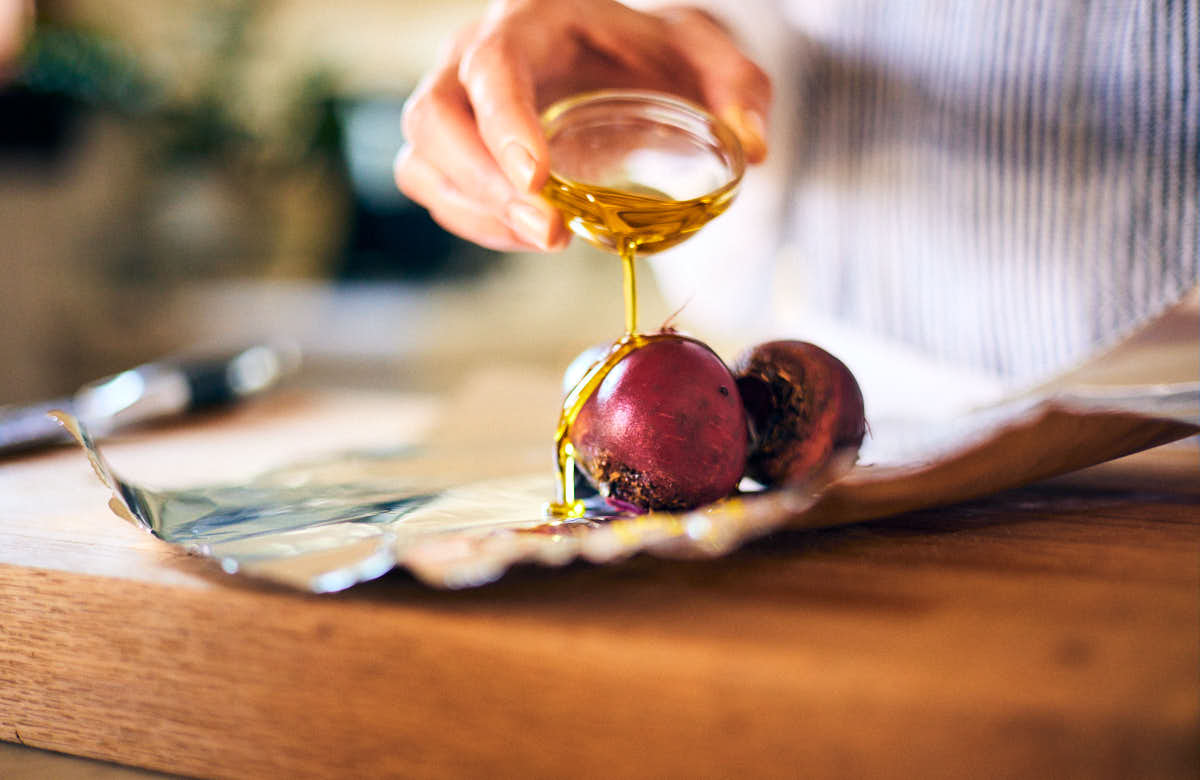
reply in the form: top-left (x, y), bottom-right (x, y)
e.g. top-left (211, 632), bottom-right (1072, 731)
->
top-left (734, 341), bottom-right (865, 487)
top-left (569, 334), bottom-right (748, 511)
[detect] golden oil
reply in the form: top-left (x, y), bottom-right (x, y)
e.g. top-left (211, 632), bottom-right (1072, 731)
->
top-left (541, 173), bottom-right (737, 257)
top-left (541, 172), bottom-right (738, 335)
top-left (542, 173), bottom-right (739, 518)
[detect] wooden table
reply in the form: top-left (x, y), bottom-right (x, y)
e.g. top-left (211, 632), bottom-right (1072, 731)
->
top-left (1, 381), bottom-right (1197, 779)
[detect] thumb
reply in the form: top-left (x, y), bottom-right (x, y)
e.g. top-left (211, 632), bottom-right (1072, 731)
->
top-left (669, 9), bottom-right (771, 163)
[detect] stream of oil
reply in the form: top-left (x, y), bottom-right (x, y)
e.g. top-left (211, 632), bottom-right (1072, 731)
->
top-left (541, 173), bottom-right (737, 518)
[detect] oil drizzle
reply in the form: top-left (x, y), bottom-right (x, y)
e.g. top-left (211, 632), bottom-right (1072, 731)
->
top-left (620, 237), bottom-right (638, 335)
top-left (548, 332), bottom-right (674, 518)
top-left (541, 172), bottom-right (739, 518)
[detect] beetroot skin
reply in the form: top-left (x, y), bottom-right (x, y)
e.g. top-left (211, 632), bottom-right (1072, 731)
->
top-left (734, 340), bottom-right (866, 487)
top-left (569, 335), bottom-right (748, 511)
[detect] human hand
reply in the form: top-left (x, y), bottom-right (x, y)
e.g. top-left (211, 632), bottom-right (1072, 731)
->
top-left (394, 0), bottom-right (771, 252)
top-left (0, 0), bottom-right (34, 80)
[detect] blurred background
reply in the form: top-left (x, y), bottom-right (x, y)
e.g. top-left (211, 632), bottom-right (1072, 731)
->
top-left (0, 0), bottom-right (660, 405)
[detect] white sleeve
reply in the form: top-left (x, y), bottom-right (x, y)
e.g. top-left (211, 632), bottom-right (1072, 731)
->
top-left (620, 0), bottom-right (800, 347)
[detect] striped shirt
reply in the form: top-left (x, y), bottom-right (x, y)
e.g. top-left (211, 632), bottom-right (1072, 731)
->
top-left (646, 0), bottom-right (1198, 408)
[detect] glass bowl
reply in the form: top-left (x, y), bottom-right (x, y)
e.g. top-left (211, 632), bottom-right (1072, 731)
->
top-left (540, 89), bottom-right (745, 254)
top-left (541, 89), bottom-right (744, 201)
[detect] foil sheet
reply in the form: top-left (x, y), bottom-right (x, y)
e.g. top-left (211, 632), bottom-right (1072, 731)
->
top-left (53, 382), bottom-right (1198, 591)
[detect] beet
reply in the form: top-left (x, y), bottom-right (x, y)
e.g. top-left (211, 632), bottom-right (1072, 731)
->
top-left (734, 340), bottom-right (865, 487)
top-left (568, 334), bottom-right (748, 511)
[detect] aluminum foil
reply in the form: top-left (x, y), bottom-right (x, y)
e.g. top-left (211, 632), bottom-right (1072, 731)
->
top-left (53, 382), bottom-right (1198, 591)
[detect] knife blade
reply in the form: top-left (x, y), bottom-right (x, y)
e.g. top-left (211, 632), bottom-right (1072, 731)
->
top-left (0, 343), bottom-right (300, 455)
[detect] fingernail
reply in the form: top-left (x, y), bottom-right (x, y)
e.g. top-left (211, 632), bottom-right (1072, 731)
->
top-left (507, 200), bottom-right (551, 248)
top-left (501, 142), bottom-right (538, 192)
top-left (721, 106), bottom-right (768, 163)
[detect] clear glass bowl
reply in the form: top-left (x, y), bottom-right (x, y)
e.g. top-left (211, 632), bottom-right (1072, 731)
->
top-left (541, 89), bottom-right (744, 201)
top-left (540, 89), bottom-right (745, 254)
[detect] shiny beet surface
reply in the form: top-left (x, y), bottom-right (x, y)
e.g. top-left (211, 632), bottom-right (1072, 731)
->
top-left (734, 340), bottom-right (866, 487)
top-left (569, 335), bottom-right (748, 511)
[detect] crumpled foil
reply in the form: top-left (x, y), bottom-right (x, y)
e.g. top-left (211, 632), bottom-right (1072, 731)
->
top-left (54, 382), bottom-right (1198, 591)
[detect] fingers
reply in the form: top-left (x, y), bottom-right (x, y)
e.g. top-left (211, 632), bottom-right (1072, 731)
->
top-left (402, 70), bottom-right (519, 211)
top-left (665, 8), bottom-right (772, 163)
top-left (396, 143), bottom-right (570, 252)
top-left (394, 145), bottom-right (545, 253)
top-left (457, 25), bottom-right (548, 195)
top-left (458, 0), bottom-right (700, 192)
top-left (400, 58), bottom-right (569, 250)
top-left (575, 2), bottom-right (692, 88)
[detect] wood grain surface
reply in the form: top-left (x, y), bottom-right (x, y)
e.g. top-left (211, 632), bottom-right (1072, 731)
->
top-left (0, 383), bottom-right (1197, 779)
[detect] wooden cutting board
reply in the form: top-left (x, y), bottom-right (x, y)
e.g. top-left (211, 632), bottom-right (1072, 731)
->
top-left (1, 378), bottom-right (1197, 779)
